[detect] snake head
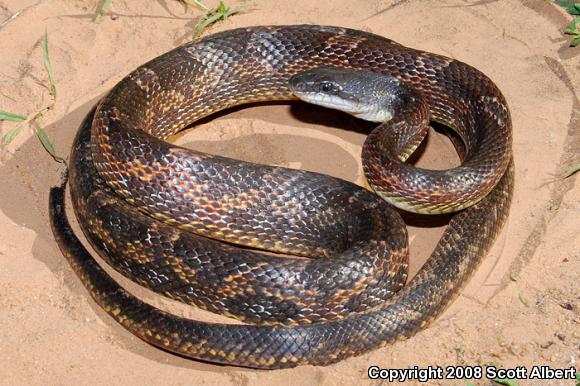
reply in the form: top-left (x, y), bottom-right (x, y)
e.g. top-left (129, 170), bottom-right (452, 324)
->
top-left (288, 67), bottom-right (406, 123)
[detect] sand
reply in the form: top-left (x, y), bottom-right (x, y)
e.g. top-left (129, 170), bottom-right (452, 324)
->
top-left (0, 0), bottom-right (578, 385)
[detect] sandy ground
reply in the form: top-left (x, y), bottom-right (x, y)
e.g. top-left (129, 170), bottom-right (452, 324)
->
top-left (0, 0), bottom-right (578, 385)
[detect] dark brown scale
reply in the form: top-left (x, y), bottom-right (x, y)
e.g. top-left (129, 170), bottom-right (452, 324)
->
top-left (49, 25), bottom-right (513, 368)
top-left (70, 108), bottom-right (409, 325)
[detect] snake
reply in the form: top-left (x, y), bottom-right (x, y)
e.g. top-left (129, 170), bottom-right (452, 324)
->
top-left (49, 25), bottom-right (514, 369)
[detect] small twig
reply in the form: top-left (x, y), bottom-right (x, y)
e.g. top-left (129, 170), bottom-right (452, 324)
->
top-left (0, 92), bottom-right (17, 102)
top-left (557, 163), bottom-right (580, 179)
top-left (0, 9), bottom-right (23, 28)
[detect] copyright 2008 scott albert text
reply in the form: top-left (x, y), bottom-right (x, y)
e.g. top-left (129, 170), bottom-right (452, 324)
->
top-left (367, 365), bottom-right (577, 382)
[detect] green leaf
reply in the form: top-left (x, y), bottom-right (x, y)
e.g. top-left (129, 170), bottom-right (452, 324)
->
top-left (0, 110), bottom-right (26, 122)
top-left (557, 1), bottom-right (580, 15)
top-left (35, 125), bottom-right (55, 154)
top-left (33, 122), bottom-right (64, 162)
top-left (570, 3), bottom-right (580, 15)
top-left (181, 0), bottom-right (209, 11)
top-left (217, 1), bottom-right (228, 13)
top-left (95, 0), bottom-right (113, 23)
top-left (494, 378), bottom-right (518, 386)
top-left (193, 1), bottom-right (247, 38)
top-left (43, 29), bottom-right (57, 100)
top-left (2, 121), bottom-right (27, 144)
top-left (564, 19), bottom-right (580, 34)
top-left (571, 36), bottom-right (580, 47)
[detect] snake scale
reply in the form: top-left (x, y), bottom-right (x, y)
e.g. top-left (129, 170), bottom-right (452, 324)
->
top-left (49, 25), bottom-right (514, 368)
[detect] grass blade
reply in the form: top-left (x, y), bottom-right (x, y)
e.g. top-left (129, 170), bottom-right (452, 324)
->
top-left (2, 121), bottom-right (28, 145)
top-left (43, 29), bottom-right (57, 100)
top-left (564, 19), bottom-right (579, 34)
top-left (35, 125), bottom-right (55, 156)
top-left (194, 12), bottom-right (224, 36)
top-left (180, 0), bottom-right (209, 11)
top-left (33, 121), bottom-right (64, 163)
top-left (95, 0), bottom-right (113, 23)
top-left (0, 110), bottom-right (26, 122)
top-left (193, 1), bottom-right (248, 38)
top-left (494, 379), bottom-right (518, 386)
top-left (557, 1), bottom-right (580, 15)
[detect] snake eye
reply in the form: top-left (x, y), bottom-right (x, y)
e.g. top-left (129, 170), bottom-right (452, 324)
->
top-left (320, 82), bottom-right (335, 93)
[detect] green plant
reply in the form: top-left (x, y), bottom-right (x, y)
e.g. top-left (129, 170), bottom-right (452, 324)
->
top-left (180, 0), bottom-right (209, 11)
top-left (43, 29), bottom-right (57, 99)
top-left (493, 378), bottom-right (518, 386)
top-left (193, 1), bottom-right (248, 38)
top-left (95, 0), bottom-right (208, 22)
top-left (94, 0), bottom-right (113, 23)
top-left (0, 30), bottom-right (63, 162)
top-left (557, 1), bottom-right (580, 46)
top-left (93, 0), bottom-right (248, 39)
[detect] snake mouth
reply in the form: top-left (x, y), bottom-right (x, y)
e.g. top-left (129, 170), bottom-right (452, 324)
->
top-left (291, 90), bottom-right (394, 123)
top-left (291, 89), bottom-right (363, 113)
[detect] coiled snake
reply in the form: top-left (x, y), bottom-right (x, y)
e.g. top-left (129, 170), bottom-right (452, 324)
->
top-left (49, 25), bottom-right (514, 368)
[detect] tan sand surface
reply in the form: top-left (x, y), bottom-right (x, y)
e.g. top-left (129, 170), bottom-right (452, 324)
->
top-left (0, 1), bottom-right (578, 385)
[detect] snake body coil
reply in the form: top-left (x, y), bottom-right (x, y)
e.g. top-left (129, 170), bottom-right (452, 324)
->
top-left (49, 25), bottom-right (513, 368)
